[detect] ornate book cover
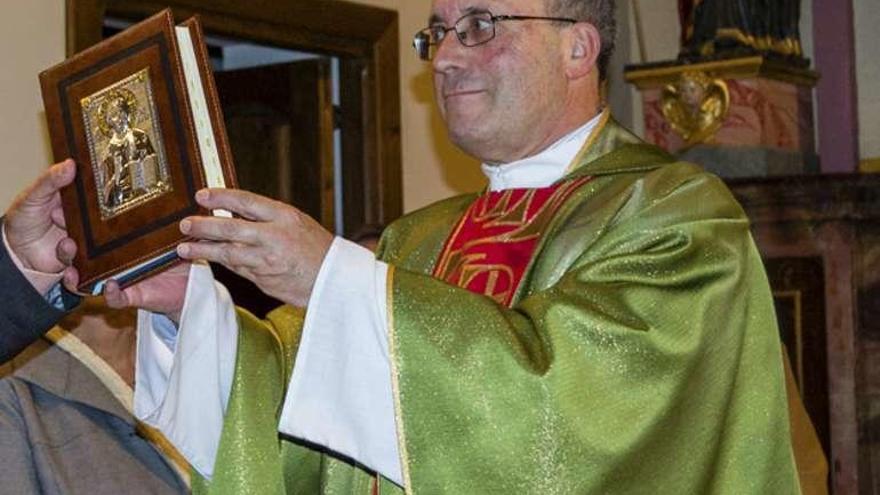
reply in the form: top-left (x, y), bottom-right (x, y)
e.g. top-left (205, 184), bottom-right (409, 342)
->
top-left (40, 9), bottom-right (237, 295)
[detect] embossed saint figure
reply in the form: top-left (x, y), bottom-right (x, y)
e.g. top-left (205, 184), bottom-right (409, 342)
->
top-left (98, 89), bottom-right (163, 208)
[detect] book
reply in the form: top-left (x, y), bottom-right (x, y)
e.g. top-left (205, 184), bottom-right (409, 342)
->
top-left (40, 9), bottom-right (237, 295)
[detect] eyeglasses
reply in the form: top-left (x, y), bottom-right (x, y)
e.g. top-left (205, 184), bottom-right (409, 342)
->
top-left (413, 11), bottom-right (578, 61)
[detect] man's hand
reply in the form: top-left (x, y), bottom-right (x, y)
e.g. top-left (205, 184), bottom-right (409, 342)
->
top-left (176, 189), bottom-right (334, 307)
top-left (103, 262), bottom-right (191, 322)
top-left (5, 159), bottom-right (77, 276)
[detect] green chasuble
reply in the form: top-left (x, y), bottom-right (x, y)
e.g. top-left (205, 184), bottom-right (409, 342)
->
top-left (195, 117), bottom-right (801, 494)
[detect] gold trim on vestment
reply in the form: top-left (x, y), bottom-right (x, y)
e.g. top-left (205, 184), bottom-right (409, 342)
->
top-left (384, 265), bottom-right (414, 494)
top-left (387, 110), bottom-right (604, 489)
top-left (564, 108), bottom-right (610, 175)
top-left (433, 199), bottom-right (481, 279)
top-left (433, 179), bottom-right (591, 305)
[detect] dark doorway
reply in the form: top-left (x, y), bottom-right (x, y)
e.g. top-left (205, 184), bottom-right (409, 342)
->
top-left (70, 0), bottom-right (402, 316)
top-left (215, 60), bottom-right (335, 226)
top-left (212, 55), bottom-right (335, 316)
top-left (766, 256), bottom-right (831, 457)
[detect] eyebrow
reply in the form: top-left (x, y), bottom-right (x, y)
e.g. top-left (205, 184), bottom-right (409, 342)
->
top-left (428, 5), bottom-right (491, 25)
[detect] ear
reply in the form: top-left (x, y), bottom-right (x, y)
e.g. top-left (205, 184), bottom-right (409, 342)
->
top-left (563, 22), bottom-right (601, 80)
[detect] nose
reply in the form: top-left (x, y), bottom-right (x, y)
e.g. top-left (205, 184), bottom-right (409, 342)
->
top-left (432, 31), bottom-right (467, 74)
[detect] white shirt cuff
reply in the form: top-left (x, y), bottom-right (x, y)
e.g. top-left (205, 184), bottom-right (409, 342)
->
top-left (2, 224), bottom-right (63, 296)
top-left (279, 237), bottom-right (403, 486)
top-left (133, 261), bottom-right (238, 480)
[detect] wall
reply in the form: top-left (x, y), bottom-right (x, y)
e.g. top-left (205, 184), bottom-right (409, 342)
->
top-left (610, 0), bottom-right (681, 137)
top-left (0, 0), bottom-right (474, 215)
top-left (348, 0), bottom-right (483, 212)
top-left (1, 2), bottom-right (876, 214)
top-left (855, 0), bottom-right (880, 161)
top-left (0, 1), bottom-right (65, 210)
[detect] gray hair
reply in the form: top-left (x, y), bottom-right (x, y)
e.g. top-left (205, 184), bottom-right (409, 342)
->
top-left (547, 0), bottom-right (616, 80)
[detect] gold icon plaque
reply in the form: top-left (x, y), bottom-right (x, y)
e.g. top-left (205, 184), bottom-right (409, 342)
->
top-left (81, 68), bottom-right (172, 220)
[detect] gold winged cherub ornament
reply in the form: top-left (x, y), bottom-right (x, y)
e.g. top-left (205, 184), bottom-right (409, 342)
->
top-left (660, 70), bottom-right (730, 149)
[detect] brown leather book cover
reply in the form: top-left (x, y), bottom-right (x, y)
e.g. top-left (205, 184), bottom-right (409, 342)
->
top-left (39, 9), bottom-right (237, 295)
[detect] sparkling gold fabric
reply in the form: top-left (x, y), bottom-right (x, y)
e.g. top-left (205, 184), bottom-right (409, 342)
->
top-left (381, 119), bottom-right (801, 493)
top-left (192, 308), bottom-right (291, 494)
top-left (196, 118), bottom-right (801, 494)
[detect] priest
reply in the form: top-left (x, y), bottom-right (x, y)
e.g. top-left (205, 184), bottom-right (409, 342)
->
top-left (103, 0), bottom-right (808, 493)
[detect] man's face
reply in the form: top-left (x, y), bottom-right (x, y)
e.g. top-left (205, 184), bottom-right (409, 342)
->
top-left (106, 99), bottom-right (129, 134)
top-left (430, 0), bottom-right (570, 163)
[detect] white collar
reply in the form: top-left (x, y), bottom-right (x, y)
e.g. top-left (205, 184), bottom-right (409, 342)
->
top-left (481, 112), bottom-right (602, 192)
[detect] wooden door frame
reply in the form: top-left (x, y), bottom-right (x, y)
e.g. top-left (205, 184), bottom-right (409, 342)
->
top-left (66, 0), bottom-right (402, 235)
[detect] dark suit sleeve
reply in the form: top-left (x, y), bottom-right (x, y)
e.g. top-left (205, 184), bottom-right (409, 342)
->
top-left (0, 229), bottom-right (71, 364)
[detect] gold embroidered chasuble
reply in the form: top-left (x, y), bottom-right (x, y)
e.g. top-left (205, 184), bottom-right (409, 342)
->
top-left (432, 176), bottom-right (593, 306)
top-left (194, 118), bottom-right (802, 494)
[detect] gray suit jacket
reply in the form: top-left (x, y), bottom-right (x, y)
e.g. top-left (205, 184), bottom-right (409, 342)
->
top-left (0, 339), bottom-right (188, 494)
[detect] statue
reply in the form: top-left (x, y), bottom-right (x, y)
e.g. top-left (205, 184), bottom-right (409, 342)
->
top-left (678, 0), bottom-right (804, 62)
top-left (625, 0), bottom-right (818, 176)
top-left (660, 70), bottom-right (730, 148)
top-left (678, 0), bottom-right (696, 47)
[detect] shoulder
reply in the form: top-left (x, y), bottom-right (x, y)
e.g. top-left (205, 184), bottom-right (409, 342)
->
top-left (585, 159), bottom-right (745, 222)
top-left (0, 375), bottom-right (29, 419)
top-left (0, 341), bottom-right (65, 413)
top-left (386, 194), bottom-right (476, 233)
top-left (547, 160), bottom-right (748, 263)
top-left (642, 161), bottom-right (745, 219)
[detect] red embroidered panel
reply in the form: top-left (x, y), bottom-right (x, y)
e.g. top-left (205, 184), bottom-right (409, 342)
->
top-left (433, 176), bottom-right (592, 306)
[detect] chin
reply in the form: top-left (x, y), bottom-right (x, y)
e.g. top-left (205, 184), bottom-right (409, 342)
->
top-left (442, 110), bottom-right (503, 160)
top-left (443, 103), bottom-right (482, 126)
top-left (447, 128), bottom-right (498, 162)
top-left (445, 114), bottom-right (479, 140)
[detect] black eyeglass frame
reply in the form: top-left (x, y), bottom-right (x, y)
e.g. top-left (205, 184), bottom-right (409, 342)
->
top-left (412, 11), bottom-right (578, 61)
